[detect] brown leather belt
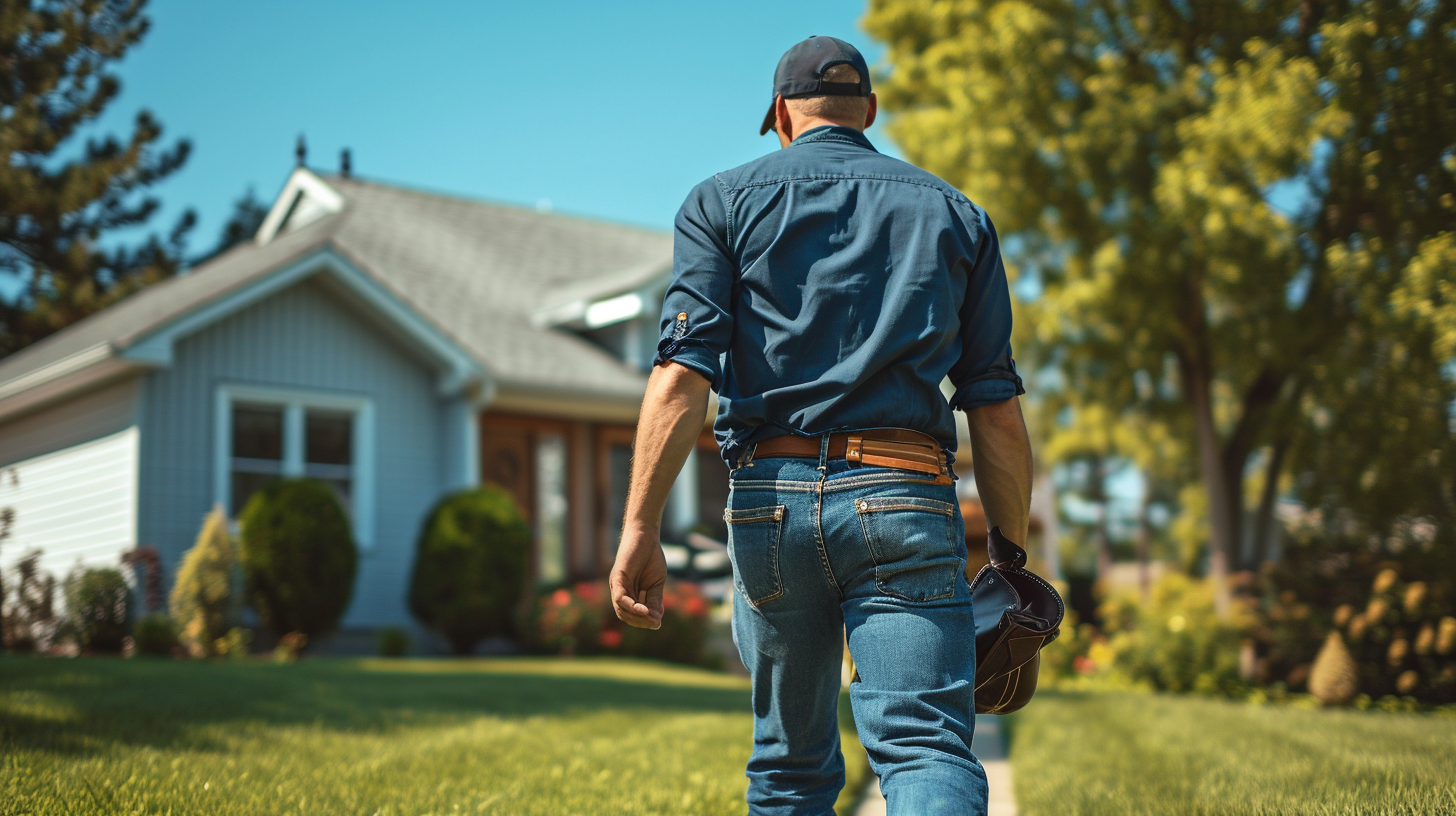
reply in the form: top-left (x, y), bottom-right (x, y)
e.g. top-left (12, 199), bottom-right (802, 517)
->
top-left (743, 428), bottom-right (952, 483)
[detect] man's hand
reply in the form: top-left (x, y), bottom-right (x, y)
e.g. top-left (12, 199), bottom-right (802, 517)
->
top-left (611, 524), bottom-right (668, 629)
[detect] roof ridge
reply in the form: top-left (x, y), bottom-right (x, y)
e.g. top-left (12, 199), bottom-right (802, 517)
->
top-left (322, 173), bottom-right (669, 236)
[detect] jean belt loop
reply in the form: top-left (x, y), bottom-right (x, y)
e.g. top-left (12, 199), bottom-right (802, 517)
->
top-left (816, 433), bottom-right (830, 472)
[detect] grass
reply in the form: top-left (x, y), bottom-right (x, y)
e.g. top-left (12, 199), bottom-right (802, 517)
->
top-left (0, 656), bottom-right (871, 816)
top-left (1009, 690), bottom-right (1456, 816)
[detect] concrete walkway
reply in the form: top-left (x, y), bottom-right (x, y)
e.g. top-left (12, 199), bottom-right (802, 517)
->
top-left (853, 718), bottom-right (1016, 816)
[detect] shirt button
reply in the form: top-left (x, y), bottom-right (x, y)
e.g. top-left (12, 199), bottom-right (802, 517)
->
top-left (677, 312), bottom-right (688, 321)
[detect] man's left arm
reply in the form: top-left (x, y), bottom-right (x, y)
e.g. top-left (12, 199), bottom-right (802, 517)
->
top-left (611, 361), bottom-right (713, 629)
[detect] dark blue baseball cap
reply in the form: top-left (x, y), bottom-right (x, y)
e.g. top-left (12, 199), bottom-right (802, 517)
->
top-left (759, 36), bottom-right (872, 135)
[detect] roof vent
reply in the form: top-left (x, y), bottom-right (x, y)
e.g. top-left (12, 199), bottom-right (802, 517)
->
top-left (295, 134), bottom-right (307, 167)
top-left (340, 148), bottom-right (352, 178)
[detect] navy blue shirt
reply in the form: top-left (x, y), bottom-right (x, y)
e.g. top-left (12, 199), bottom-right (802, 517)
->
top-left (653, 125), bottom-right (1023, 471)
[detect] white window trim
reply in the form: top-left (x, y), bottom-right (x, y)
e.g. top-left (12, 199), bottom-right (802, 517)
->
top-left (214, 384), bottom-right (376, 549)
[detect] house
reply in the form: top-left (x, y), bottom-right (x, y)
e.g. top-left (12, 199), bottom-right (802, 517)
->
top-left (0, 166), bottom-right (731, 639)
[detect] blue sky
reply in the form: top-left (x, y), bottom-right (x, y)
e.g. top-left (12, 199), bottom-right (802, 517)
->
top-left (95, 0), bottom-right (894, 250)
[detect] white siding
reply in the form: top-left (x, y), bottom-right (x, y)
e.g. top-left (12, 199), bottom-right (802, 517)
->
top-left (1, 427), bottom-right (138, 580)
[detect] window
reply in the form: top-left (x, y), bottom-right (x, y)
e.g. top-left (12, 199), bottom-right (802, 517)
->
top-left (216, 386), bottom-right (374, 547)
top-left (534, 433), bottom-right (568, 584)
top-left (230, 404), bottom-right (285, 513)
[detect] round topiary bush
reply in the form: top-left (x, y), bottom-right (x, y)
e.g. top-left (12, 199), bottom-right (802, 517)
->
top-left (132, 613), bottom-right (179, 657)
top-left (238, 478), bottom-right (357, 641)
top-left (63, 567), bottom-right (132, 653)
top-left (409, 485), bottom-right (530, 655)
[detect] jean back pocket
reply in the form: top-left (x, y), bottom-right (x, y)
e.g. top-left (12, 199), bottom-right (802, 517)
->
top-left (724, 504), bottom-right (786, 606)
top-left (855, 496), bottom-right (962, 602)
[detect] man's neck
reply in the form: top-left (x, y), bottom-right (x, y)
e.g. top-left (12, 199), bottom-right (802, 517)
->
top-left (780, 118), bottom-right (863, 147)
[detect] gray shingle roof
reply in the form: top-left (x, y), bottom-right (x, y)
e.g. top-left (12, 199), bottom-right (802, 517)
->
top-left (0, 173), bottom-right (672, 404)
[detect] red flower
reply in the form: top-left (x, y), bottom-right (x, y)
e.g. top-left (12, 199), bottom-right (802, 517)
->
top-left (551, 589), bottom-right (572, 607)
top-left (599, 629), bottom-right (623, 648)
top-left (683, 596), bottom-right (708, 618)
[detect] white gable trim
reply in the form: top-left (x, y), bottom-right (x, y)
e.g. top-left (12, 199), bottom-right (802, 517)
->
top-left (255, 168), bottom-right (345, 244)
top-left (122, 247), bottom-right (486, 397)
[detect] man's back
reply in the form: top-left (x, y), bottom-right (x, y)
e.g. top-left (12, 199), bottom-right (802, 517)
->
top-left (655, 125), bottom-right (1023, 471)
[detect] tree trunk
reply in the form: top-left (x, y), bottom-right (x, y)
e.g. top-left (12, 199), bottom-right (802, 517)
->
top-left (1137, 488), bottom-right (1154, 604)
top-left (1249, 438), bottom-right (1290, 570)
top-left (1188, 369), bottom-right (1239, 616)
top-left (1091, 456), bottom-right (1114, 585)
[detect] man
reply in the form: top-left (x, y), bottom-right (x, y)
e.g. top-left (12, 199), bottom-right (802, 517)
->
top-left (610, 36), bottom-right (1033, 816)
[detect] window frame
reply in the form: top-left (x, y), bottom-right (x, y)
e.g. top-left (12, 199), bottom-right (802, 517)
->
top-left (214, 384), bottom-right (376, 549)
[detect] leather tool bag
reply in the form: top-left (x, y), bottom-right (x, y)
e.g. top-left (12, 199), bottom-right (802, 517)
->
top-left (969, 527), bottom-right (1064, 714)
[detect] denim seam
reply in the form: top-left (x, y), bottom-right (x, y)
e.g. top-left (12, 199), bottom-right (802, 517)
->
top-left (810, 480), bottom-right (841, 596)
top-left (730, 472), bottom-right (947, 492)
top-left (730, 174), bottom-right (971, 205)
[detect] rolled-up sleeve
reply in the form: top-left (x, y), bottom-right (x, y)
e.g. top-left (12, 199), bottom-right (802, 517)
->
top-left (652, 177), bottom-right (735, 392)
top-left (948, 211), bottom-right (1025, 411)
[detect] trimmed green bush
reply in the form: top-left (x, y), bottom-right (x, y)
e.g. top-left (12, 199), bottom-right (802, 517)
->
top-left (169, 505), bottom-right (238, 657)
top-left (63, 567), bottom-right (132, 653)
top-left (131, 613), bottom-right (178, 657)
top-left (377, 626), bottom-right (410, 657)
top-left (408, 486), bottom-right (530, 655)
top-left (238, 479), bottom-right (357, 641)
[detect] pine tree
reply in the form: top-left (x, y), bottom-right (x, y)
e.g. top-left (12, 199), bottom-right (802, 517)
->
top-left (0, 0), bottom-right (193, 358)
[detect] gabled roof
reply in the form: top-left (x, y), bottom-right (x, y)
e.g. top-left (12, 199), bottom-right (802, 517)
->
top-left (0, 169), bottom-right (675, 420)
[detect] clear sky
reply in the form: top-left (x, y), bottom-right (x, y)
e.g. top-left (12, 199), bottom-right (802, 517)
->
top-left (94, 0), bottom-right (895, 250)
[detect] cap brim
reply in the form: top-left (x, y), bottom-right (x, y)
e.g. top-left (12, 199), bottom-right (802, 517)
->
top-left (758, 99), bottom-right (776, 136)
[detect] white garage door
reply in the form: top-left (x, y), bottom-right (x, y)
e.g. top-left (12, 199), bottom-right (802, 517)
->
top-left (1, 427), bottom-right (138, 583)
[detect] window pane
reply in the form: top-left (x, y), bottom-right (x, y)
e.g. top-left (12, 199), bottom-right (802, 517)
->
top-left (233, 405), bottom-right (283, 460)
top-left (535, 434), bottom-right (568, 585)
top-left (606, 443), bottom-right (632, 553)
top-left (231, 470), bottom-right (279, 515)
top-left (306, 411), bottom-right (352, 465)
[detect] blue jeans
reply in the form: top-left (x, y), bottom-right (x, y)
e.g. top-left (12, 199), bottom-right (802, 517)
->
top-left (726, 447), bottom-right (987, 816)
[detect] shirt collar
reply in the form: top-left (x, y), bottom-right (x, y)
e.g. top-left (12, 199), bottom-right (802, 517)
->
top-left (791, 125), bottom-right (878, 152)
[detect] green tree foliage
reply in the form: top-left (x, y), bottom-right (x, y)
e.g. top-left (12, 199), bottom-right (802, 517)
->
top-left (190, 187), bottom-right (269, 267)
top-left (238, 479), bottom-right (357, 641)
top-left (409, 486), bottom-right (530, 655)
top-left (62, 566), bottom-right (131, 652)
top-left (0, 0), bottom-right (193, 358)
top-left (866, 0), bottom-right (1456, 607)
top-left (168, 505), bottom-right (237, 657)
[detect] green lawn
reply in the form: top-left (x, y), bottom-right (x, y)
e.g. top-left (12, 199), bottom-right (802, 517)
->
top-left (0, 656), bottom-right (870, 816)
top-left (1010, 690), bottom-right (1456, 816)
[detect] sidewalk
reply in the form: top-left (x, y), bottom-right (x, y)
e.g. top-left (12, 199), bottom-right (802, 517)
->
top-left (853, 718), bottom-right (1015, 816)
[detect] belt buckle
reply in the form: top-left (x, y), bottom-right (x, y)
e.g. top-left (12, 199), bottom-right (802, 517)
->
top-left (845, 434), bottom-right (864, 464)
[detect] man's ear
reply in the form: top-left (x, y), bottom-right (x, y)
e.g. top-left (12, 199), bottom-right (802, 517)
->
top-left (864, 93), bottom-right (878, 130)
top-left (775, 95), bottom-right (793, 148)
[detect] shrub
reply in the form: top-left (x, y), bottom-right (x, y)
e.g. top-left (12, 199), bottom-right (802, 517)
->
top-left (408, 486), bottom-right (530, 655)
top-left (131, 613), bottom-right (178, 657)
top-left (170, 505), bottom-right (239, 657)
top-left (1308, 630), bottom-right (1359, 705)
top-left (1079, 573), bottom-right (1248, 696)
top-left (273, 631), bottom-right (307, 662)
top-left (63, 567), bottom-right (132, 653)
top-left (519, 579), bottom-right (714, 667)
top-left (377, 626), bottom-right (411, 657)
top-left (239, 479), bottom-right (357, 641)
top-left (1, 550), bottom-right (57, 653)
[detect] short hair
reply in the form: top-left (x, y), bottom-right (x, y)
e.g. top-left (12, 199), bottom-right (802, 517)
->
top-left (786, 64), bottom-right (870, 123)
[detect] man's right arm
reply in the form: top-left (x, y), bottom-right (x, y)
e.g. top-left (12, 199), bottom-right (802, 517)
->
top-left (965, 396), bottom-right (1033, 547)
top-left (947, 208), bottom-right (1032, 545)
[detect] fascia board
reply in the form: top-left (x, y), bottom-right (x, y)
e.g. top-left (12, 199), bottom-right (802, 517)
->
top-left (121, 247), bottom-right (487, 398)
